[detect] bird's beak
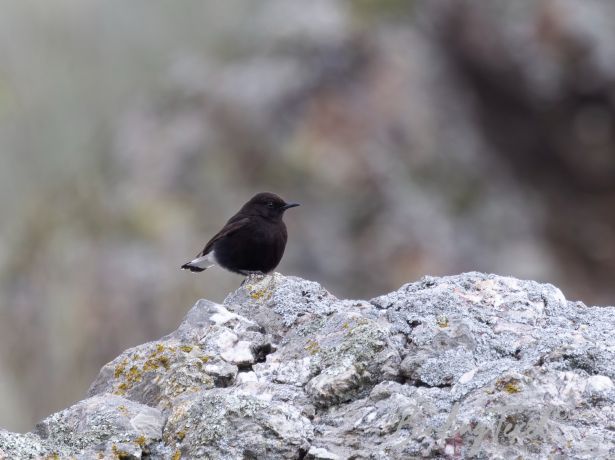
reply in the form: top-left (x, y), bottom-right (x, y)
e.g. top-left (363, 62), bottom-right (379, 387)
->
top-left (282, 202), bottom-right (300, 210)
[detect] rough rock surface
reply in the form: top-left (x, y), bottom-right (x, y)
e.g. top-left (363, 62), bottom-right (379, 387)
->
top-left (1, 272), bottom-right (614, 459)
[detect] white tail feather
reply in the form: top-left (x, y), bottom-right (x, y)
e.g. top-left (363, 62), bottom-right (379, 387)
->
top-left (189, 254), bottom-right (216, 269)
top-left (181, 251), bottom-right (217, 272)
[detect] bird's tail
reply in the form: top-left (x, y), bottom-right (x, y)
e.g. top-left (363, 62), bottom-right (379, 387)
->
top-left (181, 253), bottom-right (215, 273)
top-left (181, 262), bottom-right (207, 272)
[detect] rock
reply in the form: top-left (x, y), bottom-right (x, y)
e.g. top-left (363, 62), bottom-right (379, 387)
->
top-left (0, 430), bottom-right (68, 459)
top-left (224, 273), bottom-right (338, 336)
top-left (34, 395), bottom-right (165, 455)
top-left (306, 445), bottom-right (341, 459)
top-left (0, 395), bottom-right (166, 459)
top-left (86, 298), bottom-right (270, 409)
top-left (163, 389), bottom-right (312, 459)
top-left (584, 375), bottom-right (615, 399)
top-left (1, 272), bottom-right (614, 458)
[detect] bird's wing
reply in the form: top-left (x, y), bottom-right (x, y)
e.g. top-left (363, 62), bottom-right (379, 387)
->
top-left (198, 217), bottom-right (250, 257)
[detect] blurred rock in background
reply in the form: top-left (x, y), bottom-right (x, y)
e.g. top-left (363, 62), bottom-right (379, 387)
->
top-left (1, 0), bottom-right (614, 432)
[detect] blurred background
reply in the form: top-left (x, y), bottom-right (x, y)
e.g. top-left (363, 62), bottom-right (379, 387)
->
top-left (2, 0), bottom-right (615, 432)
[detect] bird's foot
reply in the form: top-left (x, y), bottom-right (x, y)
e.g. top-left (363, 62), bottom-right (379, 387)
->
top-left (240, 271), bottom-right (266, 287)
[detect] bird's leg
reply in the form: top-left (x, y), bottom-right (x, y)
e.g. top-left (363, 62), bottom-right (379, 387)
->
top-left (239, 270), bottom-right (266, 287)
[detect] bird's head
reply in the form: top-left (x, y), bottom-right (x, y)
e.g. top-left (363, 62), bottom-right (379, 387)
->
top-left (242, 192), bottom-right (300, 220)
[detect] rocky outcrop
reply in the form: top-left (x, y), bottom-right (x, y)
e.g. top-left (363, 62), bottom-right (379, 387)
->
top-left (1, 273), bottom-right (614, 459)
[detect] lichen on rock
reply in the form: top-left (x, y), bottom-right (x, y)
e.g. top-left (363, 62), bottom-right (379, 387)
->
top-left (1, 272), bottom-right (614, 458)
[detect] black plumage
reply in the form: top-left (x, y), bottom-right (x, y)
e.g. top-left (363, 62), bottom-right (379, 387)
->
top-left (181, 192), bottom-right (299, 275)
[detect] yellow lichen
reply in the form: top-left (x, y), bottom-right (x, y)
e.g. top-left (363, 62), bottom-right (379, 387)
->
top-left (112, 444), bottom-right (128, 458)
top-left (172, 450), bottom-right (182, 460)
top-left (114, 359), bottom-right (128, 379)
top-left (200, 355), bottom-right (210, 364)
top-left (126, 366), bottom-right (143, 384)
top-left (115, 382), bottom-right (128, 395)
top-left (117, 405), bottom-right (128, 416)
top-left (305, 339), bottom-right (320, 355)
top-left (503, 382), bottom-right (521, 394)
top-left (436, 315), bottom-right (449, 328)
top-left (134, 435), bottom-right (146, 447)
top-left (180, 345), bottom-right (193, 353)
top-left (249, 287), bottom-right (271, 301)
top-left (143, 359), bottom-right (159, 372)
top-left (134, 344), bottom-right (172, 372)
top-left (342, 322), bottom-right (350, 330)
top-left (496, 378), bottom-right (522, 394)
top-left (176, 431), bottom-right (186, 441)
top-left (158, 355), bottom-right (170, 369)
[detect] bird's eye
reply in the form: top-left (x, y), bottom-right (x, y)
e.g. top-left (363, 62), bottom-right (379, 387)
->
top-left (267, 201), bottom-right (274, 208)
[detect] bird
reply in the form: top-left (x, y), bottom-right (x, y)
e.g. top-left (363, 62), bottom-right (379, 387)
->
top-left (181, 192), bottom-right (300, 275)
